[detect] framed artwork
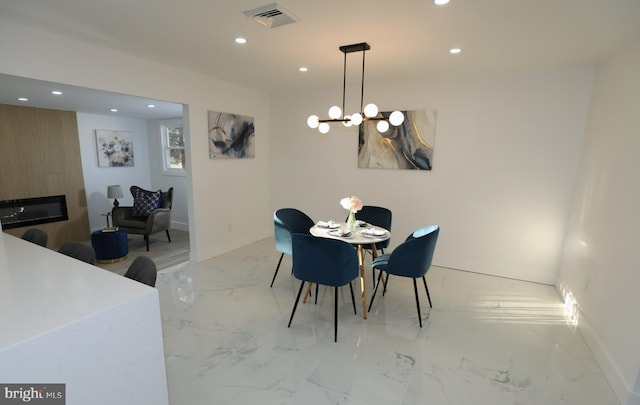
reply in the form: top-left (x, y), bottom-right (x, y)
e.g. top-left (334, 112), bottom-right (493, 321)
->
top-left (358, 110), bottom-right (436, 170)
top-left (96, 129), bottom-right (134, 167)
top-left (208, 111), bottom-right (255, 159)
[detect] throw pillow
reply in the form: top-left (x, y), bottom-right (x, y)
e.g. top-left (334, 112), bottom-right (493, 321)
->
top-left (132, 188), bottom-right (162, 217)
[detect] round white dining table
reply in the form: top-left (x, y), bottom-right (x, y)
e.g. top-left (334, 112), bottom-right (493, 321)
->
top-left (309, 222), bottom-right (390, 319)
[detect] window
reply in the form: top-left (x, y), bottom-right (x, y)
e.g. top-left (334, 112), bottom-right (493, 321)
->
top-left (160, 119), bottom-right (185, 175)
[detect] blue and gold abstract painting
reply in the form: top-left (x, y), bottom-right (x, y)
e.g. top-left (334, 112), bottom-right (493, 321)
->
top-left (208, 111), bottom-right (255, 159)
top-left (358, 110), bottom-right (436, 170)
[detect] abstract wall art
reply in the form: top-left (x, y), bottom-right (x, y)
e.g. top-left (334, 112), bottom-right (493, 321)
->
top-left (358, 110), bottom-right (436, 170)
top-left (208, 111), bottom-right (255, 159)
top-left (96, 129), bottom-right (134, 167)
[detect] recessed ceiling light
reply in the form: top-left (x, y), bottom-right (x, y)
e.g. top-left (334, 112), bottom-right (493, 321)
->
top-left (147, 104), bottom-right (155, 108)
top-left (449, 48), bottom-right (462, 54)
top-left (235, 37), bottom-right (247, 44)
top-left (434, 0), bottom-right (450, 5)
top-left (17, 97), bottom-right (28, 102)
top-left (51, 90), bottom-right (63, 95)
top-left (298, 67), bottom-right (308, 72)
top-left (110, 108), bottom-right (119, 112)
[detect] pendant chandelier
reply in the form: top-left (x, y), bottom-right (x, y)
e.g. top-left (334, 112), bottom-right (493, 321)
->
top-left (307, 42), bottom-right (404, 134)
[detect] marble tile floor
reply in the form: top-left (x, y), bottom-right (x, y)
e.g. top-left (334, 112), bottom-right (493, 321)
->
top-left (157, 237), bottom-right (619, 405)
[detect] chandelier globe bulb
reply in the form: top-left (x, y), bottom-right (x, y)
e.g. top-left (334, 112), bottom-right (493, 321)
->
top-left (376, 120), bottom-right (390, 133)
top-left (389, 110), bottom-right (405, 126)
top-left (328, 106), bottom-right (342, 119)
top-left (364, 103), bottom-right (378, 118)
top-left (307, 115), bottom-right (320, 129)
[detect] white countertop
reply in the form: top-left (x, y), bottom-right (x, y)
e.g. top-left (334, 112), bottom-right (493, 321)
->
top-left (0, 232), bottom-right (156, 350)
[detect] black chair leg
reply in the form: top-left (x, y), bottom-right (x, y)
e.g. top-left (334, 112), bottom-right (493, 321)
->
top-left (288, 281), bottom-right (305, 328)
top-left (383, 274), bottom-right (390, 296)
top-left (413, 278), bottom-right (423, 328)
top-left (315, 284), bottom-right (319, 304)
top-left (144, 235), bottom-right (150, 251)
top-left (368, 270), bottom-right (385, 312)
top-left (270, 253), bottom-right (284, 287)
top-left (349, 282), bottom-right (357, 314)
top-left (165, 229), bottom-right (172, 242)
top-left (334, 286), bottom-right (338, 342)
top-left (422, 276), bottom-right (432, 308)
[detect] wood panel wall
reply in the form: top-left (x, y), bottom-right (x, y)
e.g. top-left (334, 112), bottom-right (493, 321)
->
top-left (0, 104), bottom-right (90, 249)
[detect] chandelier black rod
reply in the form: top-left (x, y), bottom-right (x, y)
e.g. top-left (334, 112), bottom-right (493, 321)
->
top-left (360, 46), bottom-right (366, 114)
top-left (317, 116), bottom-right (387, 124)
top-left (342, 50), bottom-right (347, 119)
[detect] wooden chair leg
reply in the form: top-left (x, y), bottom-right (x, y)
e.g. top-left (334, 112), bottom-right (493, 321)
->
top-left (270, 253), bottom-right (284, 287)
top-left (413, 278), bottom-right (423, 328)
top-left (288, 281), bottom-right (306, 328)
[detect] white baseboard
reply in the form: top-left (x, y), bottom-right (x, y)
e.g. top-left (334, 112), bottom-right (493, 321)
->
top-left (170, 221), bottom-right (189, 232)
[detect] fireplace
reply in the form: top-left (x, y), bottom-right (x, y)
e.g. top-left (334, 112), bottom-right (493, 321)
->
top-left (0, 195), bottom-right (69, 230)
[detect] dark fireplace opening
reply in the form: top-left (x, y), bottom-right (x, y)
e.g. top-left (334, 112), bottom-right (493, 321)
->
top-left (0, 195), bottom-right (69, 230)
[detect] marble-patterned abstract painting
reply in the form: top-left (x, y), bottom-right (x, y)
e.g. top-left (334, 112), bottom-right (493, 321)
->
top-left (208, 111), bottom-right (255, 159)
top-left (358, 110), bottom-right (436, 170)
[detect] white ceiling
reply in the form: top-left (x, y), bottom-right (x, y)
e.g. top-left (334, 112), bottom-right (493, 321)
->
top-left (1, 0), bottom-right (640, 118)
top-left (0, 74), bottom-right (184, 120)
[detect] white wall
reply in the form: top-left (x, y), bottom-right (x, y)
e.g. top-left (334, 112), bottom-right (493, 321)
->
top-left (77, 113), bottom-right (152, 231)
top-left (270, 67), bottom-right (594, 284)
top-left (556, 35), bottom-right (640, 405)
top-left (0, 17), bottom-right (271, 262)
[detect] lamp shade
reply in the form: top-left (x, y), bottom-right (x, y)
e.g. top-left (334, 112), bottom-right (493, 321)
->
top-left (107, 185), bottom-right (124, 199)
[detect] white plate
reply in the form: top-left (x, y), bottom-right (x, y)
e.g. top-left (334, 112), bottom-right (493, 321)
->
top-left (317, 222), bottom-right (340, 229)
top-left (362, 228), bottom-right (386, 237)
top-left (329, 230), bottom-right (352, 238)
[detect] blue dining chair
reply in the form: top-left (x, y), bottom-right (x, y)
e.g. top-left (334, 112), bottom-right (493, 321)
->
top-left (271, 208), bottom-right (315, 287)
top-left (288, 233), bottom-right (359, 342)
top-left (351, 205), bottom-right (392, 284)
top-left (354, 205), bottom-right (392, 253)
top-left (367, 225), bottom-right (440, 327)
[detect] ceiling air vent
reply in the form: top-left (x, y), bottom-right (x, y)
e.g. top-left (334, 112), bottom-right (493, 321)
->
top-left (243, 3), bottom-right (298, 28)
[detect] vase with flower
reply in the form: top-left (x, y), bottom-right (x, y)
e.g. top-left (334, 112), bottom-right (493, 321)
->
top-left (340, 196), bottom-right (363, 232)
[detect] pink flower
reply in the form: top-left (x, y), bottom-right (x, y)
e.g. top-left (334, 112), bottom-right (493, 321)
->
top-left (340, 196), bottom-right (363, 212)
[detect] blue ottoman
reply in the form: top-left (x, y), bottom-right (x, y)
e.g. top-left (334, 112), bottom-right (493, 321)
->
top-left (91, 229), bottom-right (129, 263)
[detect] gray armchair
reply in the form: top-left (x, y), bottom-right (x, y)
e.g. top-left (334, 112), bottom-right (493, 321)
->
top-left (112, 186), bottom-right (173, 251)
